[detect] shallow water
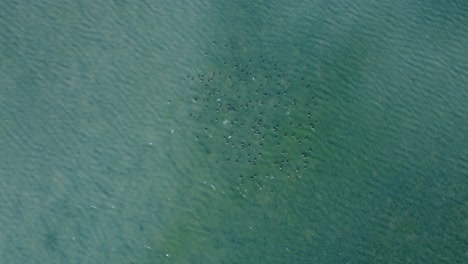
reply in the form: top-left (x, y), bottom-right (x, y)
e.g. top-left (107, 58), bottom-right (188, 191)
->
top-left (0, 0), bottom-right (467, 263)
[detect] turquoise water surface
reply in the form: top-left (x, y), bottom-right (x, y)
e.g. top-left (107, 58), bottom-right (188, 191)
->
top-left (0, 1), bottom-right (467, 263)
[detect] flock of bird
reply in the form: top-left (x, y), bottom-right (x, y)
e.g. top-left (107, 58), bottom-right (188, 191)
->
top-left (184, 42), bottom-right (318, 197)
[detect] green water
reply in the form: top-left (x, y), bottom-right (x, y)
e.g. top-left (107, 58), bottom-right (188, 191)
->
top-left (0, 1), bottom-right (466, 263)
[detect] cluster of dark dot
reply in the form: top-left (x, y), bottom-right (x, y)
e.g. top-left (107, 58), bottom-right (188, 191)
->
top-left (185, 42), bottom-right (318, 194)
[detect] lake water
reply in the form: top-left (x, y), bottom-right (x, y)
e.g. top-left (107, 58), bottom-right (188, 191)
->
top-left (0, 0), bottom-right (467, 263)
